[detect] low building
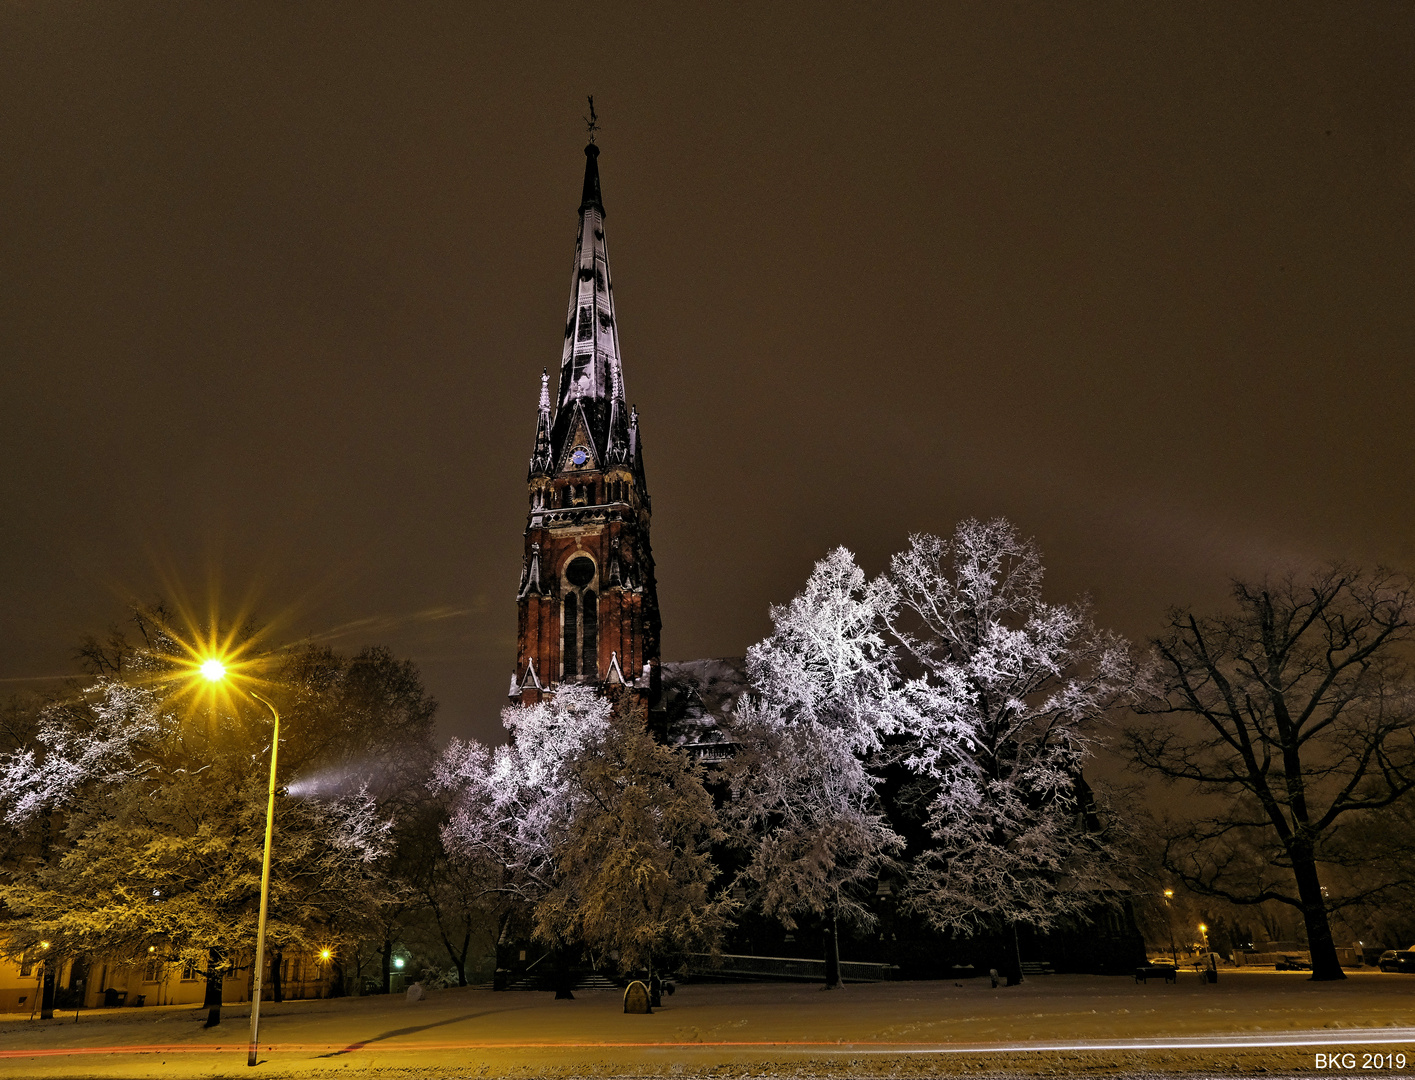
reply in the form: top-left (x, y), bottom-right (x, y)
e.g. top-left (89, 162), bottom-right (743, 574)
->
top-left (0, 943), bottom-right (336, 1012)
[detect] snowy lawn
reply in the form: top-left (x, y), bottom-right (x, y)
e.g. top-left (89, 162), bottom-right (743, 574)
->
top-left (1, 970), bottom-right (1413, 1078)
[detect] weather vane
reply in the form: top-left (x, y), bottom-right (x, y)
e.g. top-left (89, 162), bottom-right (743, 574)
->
top-left (584, 94), bottom-right (600, 144)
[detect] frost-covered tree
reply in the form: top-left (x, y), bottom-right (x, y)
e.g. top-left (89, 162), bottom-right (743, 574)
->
top-left (535, 702), bottom-right (730, 975)
top-left (436, 685), bottom-right (612, 911)
top-left (437, 687), bottom-right (726, 986)
top-left (0, 602), bottom-right (436, 1020)
top-left (0, 678), bottom-right (395, 1025)
top-left (725, 547), bottom-right (904, 988)
top-left (884, 521), bottom-right (1138, 982)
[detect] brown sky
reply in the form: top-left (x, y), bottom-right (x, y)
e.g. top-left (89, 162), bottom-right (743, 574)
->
top-left (2, 3), bottom-right (1413, 746)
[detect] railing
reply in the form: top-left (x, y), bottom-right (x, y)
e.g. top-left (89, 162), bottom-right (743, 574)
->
top-left (689, 953), bottom-right (896, 983)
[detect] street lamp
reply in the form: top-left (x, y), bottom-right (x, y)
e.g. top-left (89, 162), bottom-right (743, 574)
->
top-left (1163, 889), bottom-right (1177, 965)
top-left (201, 659), bottom-right (281, 1068)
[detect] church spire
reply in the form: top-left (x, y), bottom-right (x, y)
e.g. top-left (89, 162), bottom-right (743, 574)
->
top-left (512, 133), bottom-right (661, 711)
top-left (552, 140), bottom-right (626, 440)
top-left (528, 369), bottom-right (553, 478)
top-left (579, 143), bottom-right (604, 216)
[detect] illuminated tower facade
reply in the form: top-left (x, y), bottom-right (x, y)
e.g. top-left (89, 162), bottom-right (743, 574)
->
top-left (510, 142), bottom-right (661, 707)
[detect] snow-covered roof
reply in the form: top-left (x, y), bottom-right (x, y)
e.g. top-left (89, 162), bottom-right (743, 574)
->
top-left (660, 656), bottom-right (749, 761)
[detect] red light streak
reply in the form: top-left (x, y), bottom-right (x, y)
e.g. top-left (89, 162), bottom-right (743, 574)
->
top-left (2, 1029), bottom-right (1413, 1060)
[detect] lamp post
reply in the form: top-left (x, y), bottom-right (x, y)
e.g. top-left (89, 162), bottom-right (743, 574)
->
top-left (1163, 889), bottom-right (1177, 966)
top-left (246, 688), bottom-right (280, 1068)
top-left (200, 659), bottom-right (280, 1068)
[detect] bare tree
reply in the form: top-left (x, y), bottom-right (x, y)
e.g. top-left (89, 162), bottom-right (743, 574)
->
top-left (1125, 566), bottom-right (1415, 980)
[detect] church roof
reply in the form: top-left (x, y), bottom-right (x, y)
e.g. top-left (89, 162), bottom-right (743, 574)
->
top-left (535, 142), bottom-right (637, 480)
top-left (660, 656), bottom-right (748, 761)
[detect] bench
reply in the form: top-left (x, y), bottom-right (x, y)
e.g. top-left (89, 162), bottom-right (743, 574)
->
top-left (1134, 964), bottom-right (1177, 984)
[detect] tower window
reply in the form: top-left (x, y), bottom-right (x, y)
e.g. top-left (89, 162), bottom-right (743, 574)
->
top-left (571, 352), bottom-right (591, 384)
top-left (582, 591), bottom-right (598, 678)
top-left (563, 591), bottom-right (578, 678)
top-left (577, 306), bottom-right (593, 342)
top-left (566, 557), bottom-right (595, 587)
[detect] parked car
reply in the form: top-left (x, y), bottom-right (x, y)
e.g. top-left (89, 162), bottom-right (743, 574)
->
top-left (1378, 949), bottom-right (1415, 973)
top-left (1275, 955), bottom-right (1312, 971)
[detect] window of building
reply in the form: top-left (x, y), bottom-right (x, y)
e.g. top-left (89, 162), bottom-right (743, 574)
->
top-left (143, 960), bottom-right (161, 983)
top-left (582, 591), bottom-right (598, 678)
top-left (563, 592), bottom-right (578, 677)
top-left (182, 959), bottom-right (199, 981)
top-left (562, 558), bottom-right (599, 681)
top-left (577, 307), bottom-right (592, 342)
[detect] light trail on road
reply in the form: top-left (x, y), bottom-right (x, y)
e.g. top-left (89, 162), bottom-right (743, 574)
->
top-left (2, 1028), bottom-right (1412, 1061)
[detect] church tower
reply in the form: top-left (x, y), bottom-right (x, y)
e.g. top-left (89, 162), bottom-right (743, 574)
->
top-left (511, 141), bottom-right (662, 707)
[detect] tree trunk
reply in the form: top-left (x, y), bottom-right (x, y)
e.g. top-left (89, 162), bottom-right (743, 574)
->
top-left (452, 931), bottom-right (469, 987)
top-left (381, 937), bottom-right (393, 995)
top-left (437, 923), bottom-right (470, 986)
top-left (202, 948), bottom-right (224, 1028)
top-left (553, 947), bottom-right (575, 1000)
top-left (271, 949), bottom-right (284, 1003)
top-left (40, 959), bottom-right (57, 1019)
top-left (823, 913), bottom-right (841, 990)
top-left (1002, 924), bottom-right (1023, 987)
top-left (1291, 849), bottom-right (1345, 981)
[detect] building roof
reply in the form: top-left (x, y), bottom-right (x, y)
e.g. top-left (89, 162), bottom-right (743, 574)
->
top-left (660, 656), bottom-right (749, 761)
top-left (532, 142), bottom-right (638, 483)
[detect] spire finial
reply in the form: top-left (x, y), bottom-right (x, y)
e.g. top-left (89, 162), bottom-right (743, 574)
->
top-left (584, 95), bottom-right (600, 144)
top-left (539, 368), bottom-right (551, 412)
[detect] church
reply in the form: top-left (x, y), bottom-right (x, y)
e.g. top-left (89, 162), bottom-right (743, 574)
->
top-left (499, 138), bottom-right (1144, 985)
top-left (509, 139), bottom-right (663, 713)
top-left (505, 137), bottom-right (743, 761)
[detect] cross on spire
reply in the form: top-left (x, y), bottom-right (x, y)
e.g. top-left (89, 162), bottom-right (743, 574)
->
top-left (584, 95), bottom-right (600, 144)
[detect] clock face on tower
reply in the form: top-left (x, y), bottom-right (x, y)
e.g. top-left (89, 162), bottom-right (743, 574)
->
top-left (570, 446), bottom-right (589, 467)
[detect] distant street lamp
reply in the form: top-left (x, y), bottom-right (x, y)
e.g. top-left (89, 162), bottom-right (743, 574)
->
top-left (1163, 889), bottom-right (1177, 965)
top-left (201, 659), bottom-right (281, 1068)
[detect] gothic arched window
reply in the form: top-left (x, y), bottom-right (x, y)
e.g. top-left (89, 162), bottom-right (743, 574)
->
top-left (562, 591), bottom-right (578, 678)
top-left (582, 591), bottom-right (598, 677)
top-left (562, 557), bottom-right (598, 681)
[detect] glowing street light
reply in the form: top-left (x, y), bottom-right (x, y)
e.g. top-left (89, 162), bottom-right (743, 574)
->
top-left (197, 657), bottom-right (281, 1068)
top-left (1162, 889), bottom-right (1177, 965)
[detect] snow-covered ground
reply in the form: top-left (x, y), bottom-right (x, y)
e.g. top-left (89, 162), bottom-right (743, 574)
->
top-left (1, 970), bottom-right (1412, 1078)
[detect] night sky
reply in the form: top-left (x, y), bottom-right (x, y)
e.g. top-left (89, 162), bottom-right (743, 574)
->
top-left (3, 4), bottom-right (1413, 747)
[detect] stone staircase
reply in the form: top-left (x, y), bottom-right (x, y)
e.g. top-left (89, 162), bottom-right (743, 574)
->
top-left (499, 969), bottom-right (621, 992)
